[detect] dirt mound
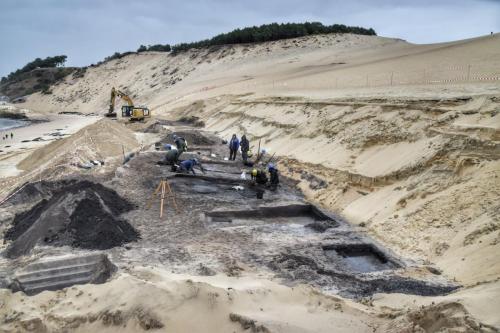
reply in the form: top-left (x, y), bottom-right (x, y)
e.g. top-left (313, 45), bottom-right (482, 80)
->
top-left (142, 119), bottom-right (172, 133)
top-left (164, 131), bottom-right (216, 146)
top-left (4, 180), bottom-right (139, 258)
top-left (5, 179), bottom-right (78, 206)
top-left (17, 118), bottom-right (139, 175)
top-left (176, 116), bottom-right (205, 127)
top-left (381, 302), bottom-right (497, 332)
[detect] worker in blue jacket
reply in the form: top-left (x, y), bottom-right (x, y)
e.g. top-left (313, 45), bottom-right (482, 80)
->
top-left (179, 158), bottom-right (205, 175)
top-left (268, 163), bottom-right (279, 191)
top-left (229, 134), bottom-right (240, 161)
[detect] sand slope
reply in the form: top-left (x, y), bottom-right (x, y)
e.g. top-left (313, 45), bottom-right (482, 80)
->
top-left (0, 268), bottom-right (382, 333)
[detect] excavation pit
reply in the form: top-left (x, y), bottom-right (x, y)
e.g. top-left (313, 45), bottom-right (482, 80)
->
top-left (168, 174), bottom-right (258, 199)
top-left (170, 173), bottom-right (246, 184)
top-left (323, 244), bottom-right (399, 273)
top-left (189, 146), bottom-right (213, 152)
top-left (205, 204), bottom-right (338, 229)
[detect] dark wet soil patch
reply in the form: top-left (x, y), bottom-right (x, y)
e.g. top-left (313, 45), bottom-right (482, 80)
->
top-left (323, 244), bottom-right (398, 273)
top-left (270, 245), bottom-right (457, 298)
top-left (4, 180), bottom-right (139, 258)
top-left (305, 221), bottom-right (333, 233)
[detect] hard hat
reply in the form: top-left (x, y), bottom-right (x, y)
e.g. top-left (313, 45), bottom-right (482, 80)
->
top-left (164, 144), bottom-right (172, 150)
top-left (173, 134), bottom-right (178, 139)
top-left (251, 169), bottom-right (258, 176)
top-left (268, 163), bottom-right (275, 171)
top-left (193, 158), bottom-right (199, 164)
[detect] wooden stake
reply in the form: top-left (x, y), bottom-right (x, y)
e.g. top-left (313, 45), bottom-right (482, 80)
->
top-left (165, 181), bottom-right (178, 212)
top-left (146, 181), bottom-right (163, 209)
top-left (147, 179), bottom-right (179, 217)
top-left (160, 181), bottom-right (165, 218)
top-left (255, 139), bottom-right (262, 162)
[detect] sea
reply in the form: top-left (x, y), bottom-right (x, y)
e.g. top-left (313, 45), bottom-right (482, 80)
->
top-left (0, 118), bottom-right (28, 131)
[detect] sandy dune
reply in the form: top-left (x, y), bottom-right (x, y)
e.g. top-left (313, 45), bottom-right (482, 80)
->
top-left (1, 32), bottom-right (499, 331)
top-left (1, 267), bottom-right (386, 333)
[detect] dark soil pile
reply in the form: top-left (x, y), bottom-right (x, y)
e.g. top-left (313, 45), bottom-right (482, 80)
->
top-left (164, 131), bottom-right (216, 146)
top-left (4, 180), bottom-right (139, 258)
top-left (5, 179), bottom-right (80, 206)
top-left (143, 119), bottom-right (173, 133)
top-left (176, 116), bottom-right (205, 127)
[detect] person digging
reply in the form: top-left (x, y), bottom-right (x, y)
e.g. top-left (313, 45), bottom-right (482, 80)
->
top-left (173, 134), bottom-right (188, 153)
top-left (158, 144), bottom-right (181, 171)
top-left (178, 158), bottom-right (205, 175)
top-left (267, 163), bottom-right (280, 191)
top-left (251, 168), bottom-right (268, 199)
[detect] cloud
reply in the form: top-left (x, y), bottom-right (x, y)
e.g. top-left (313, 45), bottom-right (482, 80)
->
top-left (1, 0), bottom-right (499, 77)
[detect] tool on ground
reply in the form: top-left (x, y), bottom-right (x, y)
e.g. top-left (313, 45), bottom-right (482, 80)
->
top-left (146, 179), bottom-right (179, 218)
top-left (255, 139), bottom-right (262, 162)
top-left (107, 87), bottom-right (151, 121)
top-left (201, 167), bottom-right (241, 175)
top-left (265, 152), bottom-right (276, 165)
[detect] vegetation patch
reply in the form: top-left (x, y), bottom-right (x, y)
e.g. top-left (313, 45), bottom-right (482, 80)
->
top-left (171, 22), bottom-right (376, 53)
top-left (0, 55), bottom-right (75, 98)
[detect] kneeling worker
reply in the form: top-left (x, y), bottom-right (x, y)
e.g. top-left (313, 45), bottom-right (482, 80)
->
top-left (179, 158), bottom-right (205, 175)
top-left (163, 144), bottom-right (180, 171)
top-left (251, 168), bottom-right (268, 185)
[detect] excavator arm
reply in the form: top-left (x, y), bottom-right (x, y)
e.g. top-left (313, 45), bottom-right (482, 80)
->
top-left (107, 87), bottom-right (134, 117)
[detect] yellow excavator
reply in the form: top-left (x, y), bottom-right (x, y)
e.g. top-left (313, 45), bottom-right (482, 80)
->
top-left (107, 87), bottom-right (151, 121)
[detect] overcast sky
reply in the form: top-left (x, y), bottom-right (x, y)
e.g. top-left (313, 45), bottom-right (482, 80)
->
top-left (1, 0), bottom-right (499, 77)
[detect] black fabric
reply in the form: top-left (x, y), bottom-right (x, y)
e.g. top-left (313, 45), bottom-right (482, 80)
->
top-left (229, 148), bottom-right (237, 161)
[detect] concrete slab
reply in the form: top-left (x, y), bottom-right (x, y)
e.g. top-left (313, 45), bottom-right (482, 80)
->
top-left (9, 253), bottom-right (116, 295)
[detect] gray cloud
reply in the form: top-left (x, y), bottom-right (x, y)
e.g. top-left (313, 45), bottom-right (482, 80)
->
top-left (1, 0), bottom-right (499, 77)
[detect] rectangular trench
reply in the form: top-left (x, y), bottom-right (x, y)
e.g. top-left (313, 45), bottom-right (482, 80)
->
top-left (323, 243), bottom-right (400, 273)
top-left (205, 204), bottom-right (339, 230)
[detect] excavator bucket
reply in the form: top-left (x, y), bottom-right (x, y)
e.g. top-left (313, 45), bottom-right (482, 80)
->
top-left (106, 104), bottom-right (117, 118)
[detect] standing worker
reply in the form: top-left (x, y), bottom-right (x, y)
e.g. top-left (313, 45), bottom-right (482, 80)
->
top-left (10, 132), bottom-right (13, 139)
top-left (229, 134), bottom-right (240, 161)
top-left (268, 163), bottom-right (279, 191)
top-left (240, 134), bottom-right (250, 163)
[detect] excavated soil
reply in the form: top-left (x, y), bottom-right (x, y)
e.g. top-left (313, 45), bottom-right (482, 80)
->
top-left (163, 130), bottom-right (218, 146)
top-left (3, 180), bottom-right (139, 258)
